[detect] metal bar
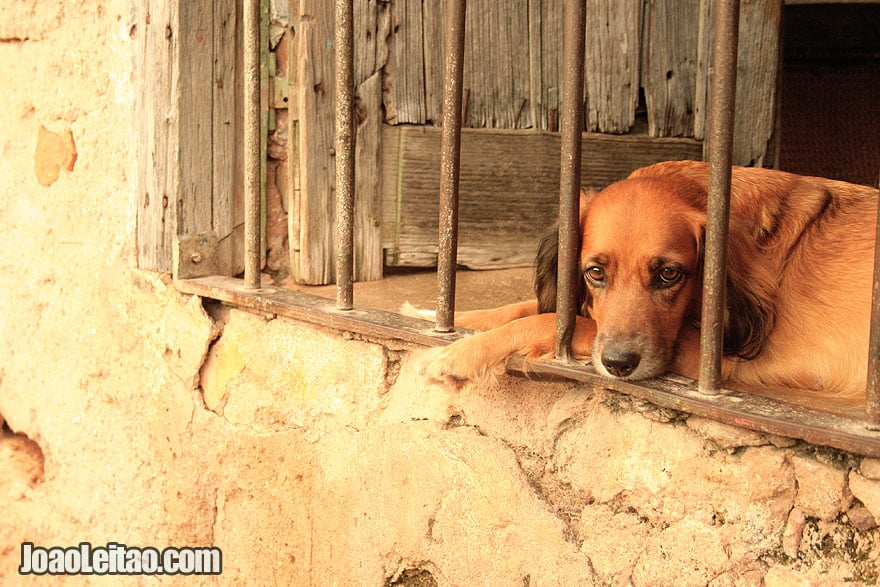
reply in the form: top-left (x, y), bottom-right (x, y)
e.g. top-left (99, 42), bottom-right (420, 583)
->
top-left (556, 0), bottom-right (587, 360)
top-left (698, 0), bottom-right (740, 394)
top-left (867, 180), bottom-right (880, 429)
top-left (243, 0), bottom-right (262, 289)
top-left (435, 0), bottom-right (467, 333)
top-left (334, 0), bottom-right (355, 310)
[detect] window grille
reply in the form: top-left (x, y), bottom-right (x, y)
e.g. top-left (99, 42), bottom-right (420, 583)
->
top-left (174, 0), bottom-right (880, 457)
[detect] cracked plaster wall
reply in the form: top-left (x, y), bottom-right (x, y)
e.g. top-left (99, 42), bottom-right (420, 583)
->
top-left (0, 1), bottom-right (879, 585)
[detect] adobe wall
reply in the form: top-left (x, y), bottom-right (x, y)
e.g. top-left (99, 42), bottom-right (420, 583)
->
top-left (0, 1), bottom-right (878, 585)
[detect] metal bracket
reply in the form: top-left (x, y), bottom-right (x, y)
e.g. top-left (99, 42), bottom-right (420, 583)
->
top-left (174, 232), bottom-right (221, 279)
top-left (269, 52), bottom-right (289, 110)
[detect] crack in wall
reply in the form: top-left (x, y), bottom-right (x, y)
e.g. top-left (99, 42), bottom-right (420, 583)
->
top-left (507, 441), bottom-right (593, 546)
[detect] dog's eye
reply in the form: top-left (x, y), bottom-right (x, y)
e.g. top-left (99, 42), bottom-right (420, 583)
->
top-left (585, 266), bottom-right (606, 285)
top-left (657, 266), bottom-right (682, 286)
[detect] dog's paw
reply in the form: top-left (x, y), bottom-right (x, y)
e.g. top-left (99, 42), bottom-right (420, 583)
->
top-left (416, 342), bottom-right (499, 389)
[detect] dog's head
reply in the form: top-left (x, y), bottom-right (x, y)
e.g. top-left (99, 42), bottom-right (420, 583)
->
top-left (534, 174), bottom-right (772, 380)
top-left (579, 177), bottom-right (705, 379)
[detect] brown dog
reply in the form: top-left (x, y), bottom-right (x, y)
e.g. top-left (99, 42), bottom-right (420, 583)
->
top-left (420, 160), bottom-right (878, 398)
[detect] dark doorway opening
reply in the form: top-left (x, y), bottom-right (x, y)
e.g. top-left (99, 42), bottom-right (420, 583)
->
top-left (779, 3), bottom-right (880, 186)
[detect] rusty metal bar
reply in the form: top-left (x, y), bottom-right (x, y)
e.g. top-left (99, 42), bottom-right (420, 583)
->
top-left (698, 0), bottom-right (740, 394)
top-left (435, 0), bottom-right (467, 333)
top-left (243, 0), bottom-right (262, 290)
top-left (867, 182), bottom-right (880, 429)
top-left (556, 0), bottom-right (587, 360)
top-left (334, 0), bottom-right (355, 310)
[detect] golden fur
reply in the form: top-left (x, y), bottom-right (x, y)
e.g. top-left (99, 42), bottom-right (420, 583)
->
top-left (420, 161), bottom-right (878, 397)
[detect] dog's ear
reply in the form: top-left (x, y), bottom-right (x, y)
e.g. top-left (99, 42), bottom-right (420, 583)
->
top-left (533, 189), bottom-right (596, 315)
top-left (534, 226), bottom-right (560, 313)
top-left (686, 196), bottom-right (775, 361)
top-left (723, 276), bottom-right (773, 360)
top-left (721, 218), bottom-right (776, 359)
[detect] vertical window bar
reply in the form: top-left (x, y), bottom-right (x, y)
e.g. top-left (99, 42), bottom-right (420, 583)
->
top-left (556, 0), bottom-right (587, 360)
top-left (335, 0), bottom-right (355, 310)
top-left (436, 0), bottom-right (467, 333)
top-left (698, 0), bottom-right (740, 395)
top-left (243, 0), bottom-right (262, 290)
top-left (867, 185), bottom-right (880, 429)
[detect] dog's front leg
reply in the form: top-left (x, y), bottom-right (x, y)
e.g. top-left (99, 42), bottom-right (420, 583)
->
top-left (418, 313), bottom-right (597, 388)
top-left (454, 300), bottom-right (540, 331)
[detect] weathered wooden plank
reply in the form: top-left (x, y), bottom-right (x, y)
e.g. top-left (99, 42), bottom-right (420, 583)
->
top-left (695, 0), bottom-right (782, 167)
top-left (382, 125), bottom-right (703, 269)
top-left (213, 0), bottom-right (245, 275)
top-left (643, 0), bottom-right (700, 137)
top-left (352, 2), bottom-right (387, 282)
top-left (353, 0), bottom-right (377, 85)
top-left (462, 3), bottom-right (532, 128)
top-left (584, 0), bottom-right (641, 134)
top-left (422, 0), bottom-right (444, 125)
top-left (384, 0), bottom-right (426, 124)
top-left (289, 0), bottom-right (335, 284)
top-left (387, 2), bottom-right (535, 129)
top-left (136, 0), bottom-right (178, 272)
top-left (354, 0), bottom-right (392, 87)
top-left (354, 71), bottom-right (384, 281)
top-left (288, 0), bottom-right (386, 284)
top-left (177, 3), bottom-right (215, 236)
top-left (528, 0), bottom-right (560, 131)
top-left (137, 1), bottom-right (246, 275)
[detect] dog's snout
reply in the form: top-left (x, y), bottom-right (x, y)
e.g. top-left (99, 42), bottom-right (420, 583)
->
top-left (601, 350), bottom-right (641, 378)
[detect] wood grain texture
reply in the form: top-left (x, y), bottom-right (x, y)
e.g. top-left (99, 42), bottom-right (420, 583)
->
top-left (643, 0), bottom-right (700, 137)
top-left (695, 0), bottom-right (782, 167)
top-left (584, 0), bottom-right (641, 133)
top-left (135, 0), bottom-right (178, 272)
top-left (213, 0), bottom-right (245, 275)
top-left (422, 0), bottom-right (444, 125)
top-left (384, 0), bottom-right (427, 125)
top-left (382, 125), bottom-right (702, 269)
top-left (177, 2), bottom-right (214, 236)
top-left (462, 2), bottom-right (532, 128)
top-left (354, 71), bottom-right (384, 281)
top-left (289, 0), bottom-right (335, 284)
top-left (528, 0), bottom-right (562, 131)
top-left (136, 1), bottom-right (245, 274)
top-left (288, 0), bottom-right (386, 284)
top-left (380, 0), bottom-right (783, 141)
top-left (386, 1), bottom-right (547, 130)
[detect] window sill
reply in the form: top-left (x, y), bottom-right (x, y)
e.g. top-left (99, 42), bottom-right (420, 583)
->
top-left (177, 274), bottom-right (880, 458)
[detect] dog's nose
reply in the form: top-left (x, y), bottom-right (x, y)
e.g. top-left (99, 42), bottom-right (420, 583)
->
top-left (601, 350), bottom-right (641, 378)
